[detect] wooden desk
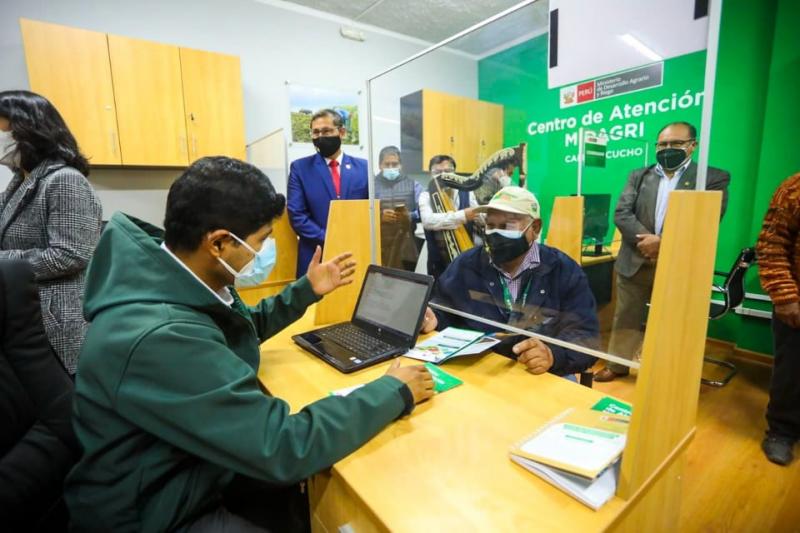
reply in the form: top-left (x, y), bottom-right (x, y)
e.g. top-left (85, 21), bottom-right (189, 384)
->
top-left (580, 231), bottom-right (621, 267)
top-left (581, 253), bottom-right (615, 267)
top-left (258, 193), bottom-right (720, 533)
top-left (259, 308), bottom-right (632, 532)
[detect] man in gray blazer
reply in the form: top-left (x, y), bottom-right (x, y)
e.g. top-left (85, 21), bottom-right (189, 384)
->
top-left (595, 121), bottom-right (730, 382)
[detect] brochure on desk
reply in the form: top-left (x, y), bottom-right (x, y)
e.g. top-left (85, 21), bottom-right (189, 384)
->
top-left (510, 407), bottom-right (630, 510)
top-left (405, 327), bottom-right (500, 364)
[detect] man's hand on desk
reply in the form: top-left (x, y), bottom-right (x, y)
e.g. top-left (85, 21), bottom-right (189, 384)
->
top-left (420, 306), bottom-right (438, 333)
top-left (307, 246), bottom-right (356, 296)
top-left (636, 233), bottom-right (661, 260)
top-left (512, 338), bottom-right (554, 375)
top-left (386, 359), bottom-right (435, 404)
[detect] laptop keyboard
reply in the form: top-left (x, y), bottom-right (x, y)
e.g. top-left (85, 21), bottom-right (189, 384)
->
top-left (318, 324), bottom-right (394, 356)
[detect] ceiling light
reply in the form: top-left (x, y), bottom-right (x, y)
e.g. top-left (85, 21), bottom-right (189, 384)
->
top-left (340, 26), bottom-right (366, 42)
top-left (619, 33), bottom-right (662, 62)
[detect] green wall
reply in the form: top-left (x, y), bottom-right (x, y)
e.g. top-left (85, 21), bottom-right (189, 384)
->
top-left (706, 0), bottom-right (799, 353)
top-left (478, 0), bottom-right (800, 355)
top-left (478, 38), bottom-right (706, 240)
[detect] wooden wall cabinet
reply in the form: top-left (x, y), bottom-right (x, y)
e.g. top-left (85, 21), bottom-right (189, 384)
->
top-left (180, 48), bottom-right (246, 161)
top-left (108, 35), bottom-right (189, 166)
top-left (20, 19), bottom-right (122, 165)
top-left (400, 89), bottom-right (504, 174)
top-left (21, 19), bottom-right (246, 167)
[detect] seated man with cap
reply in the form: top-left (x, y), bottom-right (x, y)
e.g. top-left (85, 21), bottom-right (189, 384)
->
top-left (424, 186), bottom-right (598, 377)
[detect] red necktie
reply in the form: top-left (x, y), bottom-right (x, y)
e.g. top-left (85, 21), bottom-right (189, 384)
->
top-left (329, 160), bottom-right (341, 198)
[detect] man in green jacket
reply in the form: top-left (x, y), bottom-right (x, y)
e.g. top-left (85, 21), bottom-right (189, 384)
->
top-left (65, 157), bottom-right (434, 532)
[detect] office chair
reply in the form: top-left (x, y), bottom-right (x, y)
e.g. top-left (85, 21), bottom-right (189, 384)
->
top-left (703, 247), bottom-right (757, 387)
top-left (0, 260), bottom-right (79, 530)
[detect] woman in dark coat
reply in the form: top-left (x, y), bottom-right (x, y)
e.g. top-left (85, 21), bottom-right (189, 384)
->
top-left (0, 91), bottom-right (102, 374)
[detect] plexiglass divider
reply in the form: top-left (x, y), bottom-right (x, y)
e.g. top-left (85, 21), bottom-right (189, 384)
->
top-left (364, 0), bottom-right (715, 377)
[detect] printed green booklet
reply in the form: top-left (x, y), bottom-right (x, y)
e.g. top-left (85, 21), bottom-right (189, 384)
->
top-left (591, 396), bottom-right (632, 417)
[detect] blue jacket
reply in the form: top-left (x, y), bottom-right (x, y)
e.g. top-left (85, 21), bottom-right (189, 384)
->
top-left (431, 244), bottom-right (598, 376)
top-left (287, 153), bottom-right (369, 276)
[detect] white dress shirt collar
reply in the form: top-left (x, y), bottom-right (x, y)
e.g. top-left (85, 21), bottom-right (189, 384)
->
top-left (160, 242), bottom-right (235, 306)
top-left (324, 151), bottom-right (344, 168)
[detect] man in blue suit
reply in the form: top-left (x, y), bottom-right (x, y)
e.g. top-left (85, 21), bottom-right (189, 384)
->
top-left (287, 109), bottom-right (369, 276)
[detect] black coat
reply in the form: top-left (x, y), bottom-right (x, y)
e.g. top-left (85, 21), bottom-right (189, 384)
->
top-left (0, 259), bottom-right (79, 528)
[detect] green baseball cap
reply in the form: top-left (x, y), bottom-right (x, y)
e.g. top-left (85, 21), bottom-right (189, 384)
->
top-left (474, 186), bottom-right (540, 219)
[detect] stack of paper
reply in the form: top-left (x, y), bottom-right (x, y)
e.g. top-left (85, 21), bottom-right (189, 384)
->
top-left (510, 408), bottom-right (630, 510)
top-left (405, 327), bottom-right (500, 364)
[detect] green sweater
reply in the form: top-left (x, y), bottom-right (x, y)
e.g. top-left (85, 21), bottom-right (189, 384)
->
top-left (65, 213), bottom-right (410, 532)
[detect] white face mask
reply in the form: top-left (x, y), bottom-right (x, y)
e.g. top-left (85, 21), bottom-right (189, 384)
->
top-left (0, 130), bottom-right (19, 169)
top-left (484, 220), bottom-right (533, 240)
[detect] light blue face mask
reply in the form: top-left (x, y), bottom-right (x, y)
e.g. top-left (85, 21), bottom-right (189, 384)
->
top-left (382, 167), bottom-right (401, 180)
top-left (217, 233), bottom-right (277, 288)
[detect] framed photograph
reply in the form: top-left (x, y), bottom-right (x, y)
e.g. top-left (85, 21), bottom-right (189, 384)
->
top-left (287, 84), bottom-right (360, 145)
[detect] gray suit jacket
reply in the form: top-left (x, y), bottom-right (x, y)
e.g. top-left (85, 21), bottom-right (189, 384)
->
top-left (0, 160), bottom-right (102, 373)
top-left (614, 161), bottom-right (730, 278)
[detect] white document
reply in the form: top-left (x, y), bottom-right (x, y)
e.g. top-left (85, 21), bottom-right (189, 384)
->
top-left (329, 384), bottom-right (365, 397)
top-left (511, 455), bottom-right (618, 510)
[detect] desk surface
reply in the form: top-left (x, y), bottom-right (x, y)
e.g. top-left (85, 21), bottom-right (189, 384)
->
top-left (581, 253), bottom-right (616, 267)
top-left (259, 308), bottom-right (630, 532)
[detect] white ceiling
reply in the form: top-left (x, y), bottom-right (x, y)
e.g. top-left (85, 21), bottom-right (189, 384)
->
top-left (279, 0), bottom-right (550, 56)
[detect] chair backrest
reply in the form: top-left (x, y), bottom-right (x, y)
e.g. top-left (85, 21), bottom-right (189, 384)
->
top-left (721, 247), bottom-right (757, 310)
top-left (0, 260), bottom-right (78, 528)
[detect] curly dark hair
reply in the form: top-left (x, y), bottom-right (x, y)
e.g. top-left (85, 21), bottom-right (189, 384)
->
top-left (0, 90), bottom-right (90, 175)
top-left (164, 156), bottom-right (286, 251)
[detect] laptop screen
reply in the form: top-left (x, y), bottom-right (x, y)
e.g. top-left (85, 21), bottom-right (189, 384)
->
top-left (354, 270), bottom-right (430, 337)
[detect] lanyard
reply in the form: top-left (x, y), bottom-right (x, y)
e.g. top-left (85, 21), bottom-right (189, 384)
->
top-left (498, 275), bottom-right (532, 315)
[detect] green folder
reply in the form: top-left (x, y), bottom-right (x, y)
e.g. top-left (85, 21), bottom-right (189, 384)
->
top-left (425, 363), bottom-right (463, 393)
top-left (591, 396), bottom-right (632, 417)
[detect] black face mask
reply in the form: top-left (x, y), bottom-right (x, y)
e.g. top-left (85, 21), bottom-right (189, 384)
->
top-left (484, 231), bottom-right (532, 265)
top-left (313, 135), bottom-right (342, 158)
top-left (656, 148), bottom-right (689, 171)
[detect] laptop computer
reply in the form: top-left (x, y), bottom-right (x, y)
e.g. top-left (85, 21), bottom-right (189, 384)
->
top-left (293, 265), bottom-right (434, 373)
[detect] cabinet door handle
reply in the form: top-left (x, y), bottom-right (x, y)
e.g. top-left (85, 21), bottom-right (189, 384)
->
top-left (110, 131), bottom-right (117, 157)
top-left (180, 135), bottom-right (187, 156)
top-left (192, 136), bottom-right (198, 156)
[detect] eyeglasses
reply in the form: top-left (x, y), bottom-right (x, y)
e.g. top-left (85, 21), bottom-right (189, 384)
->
top-left (655, 139), bottom-right (695, 150)
top-left (310, 127), bottom-right (340, 138)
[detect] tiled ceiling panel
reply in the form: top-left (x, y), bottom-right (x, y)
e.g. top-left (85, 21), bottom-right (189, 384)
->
top-left (281, 0), bottom-right (550, 56)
